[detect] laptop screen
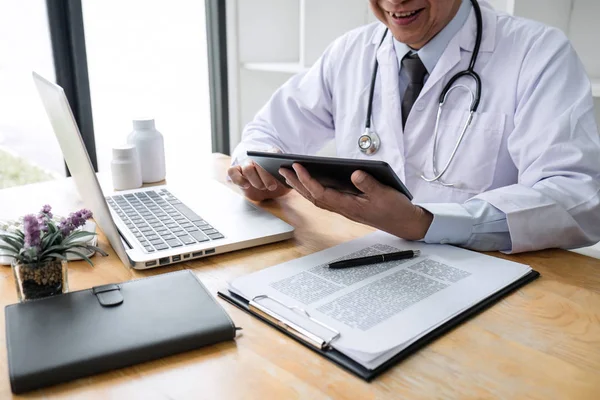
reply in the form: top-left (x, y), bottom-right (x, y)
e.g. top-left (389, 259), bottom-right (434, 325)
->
top-left (32, 72), bottom-right (132, 267)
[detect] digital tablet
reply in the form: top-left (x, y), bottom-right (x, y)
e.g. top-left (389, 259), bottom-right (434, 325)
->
top-left (247, 151), bottom-right (413, 200)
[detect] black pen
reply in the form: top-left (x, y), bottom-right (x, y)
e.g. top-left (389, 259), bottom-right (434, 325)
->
top-left (328, 250), bottom-right (421, 269)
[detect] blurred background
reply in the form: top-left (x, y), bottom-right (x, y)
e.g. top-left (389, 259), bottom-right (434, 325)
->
top-left (0, 0), bottom-right (211, 187)
top-left (1, 0), bottom-right (598, 187)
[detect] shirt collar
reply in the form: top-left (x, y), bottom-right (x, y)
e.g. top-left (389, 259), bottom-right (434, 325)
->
top-left (392, 0), bottom-right (472, 74)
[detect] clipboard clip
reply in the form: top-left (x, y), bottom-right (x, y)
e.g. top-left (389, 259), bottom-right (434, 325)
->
top-left (249, 294), bottom-right (341, 351)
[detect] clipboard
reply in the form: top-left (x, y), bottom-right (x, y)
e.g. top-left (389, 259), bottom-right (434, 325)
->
top-left (218, 269), bottom-right (540, 381)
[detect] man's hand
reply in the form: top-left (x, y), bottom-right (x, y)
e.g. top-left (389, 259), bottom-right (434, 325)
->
top-left (279, 163), bottom-right (433, 241)
top-left (228, 159), bottom-right (291, 202)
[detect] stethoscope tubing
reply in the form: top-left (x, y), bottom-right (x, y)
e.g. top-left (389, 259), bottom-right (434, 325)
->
top-left (359, 0), bottom-right (484, 187)
top-left (422, 0), bottom-right (482, 185)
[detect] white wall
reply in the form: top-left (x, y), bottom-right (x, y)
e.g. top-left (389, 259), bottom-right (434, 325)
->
top-left (237, 0), bottom-right (299, 64)
top-left (595, 98), bottom-right (600, 130)
top-left (302, 0), bottom-right (372, 65)
top-left (487, 0), bottom-right (509, 12)
top-left (568, 0), bottom-right (600, 78)
top-left (227, 0), bottom-right (373, 151)
top-left (505, 0), bottom-right (600, 128)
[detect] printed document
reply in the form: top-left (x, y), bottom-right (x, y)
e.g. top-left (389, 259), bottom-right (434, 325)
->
top-left (229, 231), bottom-right (532, 370)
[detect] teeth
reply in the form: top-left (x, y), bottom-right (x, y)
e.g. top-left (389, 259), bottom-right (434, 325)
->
top-left (388, 10), bottom-right (418, 18)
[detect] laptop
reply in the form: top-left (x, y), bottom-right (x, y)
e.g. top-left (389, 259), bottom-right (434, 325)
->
top-left (32, 72), bottom-right (294, 270)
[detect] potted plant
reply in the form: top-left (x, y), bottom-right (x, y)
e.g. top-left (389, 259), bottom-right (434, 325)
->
top-left (0, 205), bottom-right (107, 302)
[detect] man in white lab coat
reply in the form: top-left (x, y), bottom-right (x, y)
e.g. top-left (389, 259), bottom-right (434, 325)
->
top-left (228, 0), bottom-right (600, 253)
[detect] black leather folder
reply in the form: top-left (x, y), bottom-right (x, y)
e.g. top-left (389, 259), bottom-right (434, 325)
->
top-left (218, 270), bottom-right (540, 381)
top-left (5, 270), bottom-right (236, 394)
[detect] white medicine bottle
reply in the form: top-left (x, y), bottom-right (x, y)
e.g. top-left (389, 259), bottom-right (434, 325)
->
top-left (111, 144), bottom-right (143, 190)
top-left (127, 118), bottom-right (166, 183)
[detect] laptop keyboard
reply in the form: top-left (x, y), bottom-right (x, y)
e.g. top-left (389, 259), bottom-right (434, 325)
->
top-left (106, 189), bottom-right (224, 253)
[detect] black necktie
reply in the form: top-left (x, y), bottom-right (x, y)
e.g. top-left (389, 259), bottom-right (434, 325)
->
top-left (401, 53), bottom-right (428, 129)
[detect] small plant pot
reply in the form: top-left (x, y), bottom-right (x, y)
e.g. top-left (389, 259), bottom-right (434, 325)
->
top-left (11, 259), bottom-right (68, 302)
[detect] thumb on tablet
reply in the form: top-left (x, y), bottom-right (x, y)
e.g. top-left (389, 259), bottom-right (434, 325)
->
top-left (351, 170), bottom-right (382, 194)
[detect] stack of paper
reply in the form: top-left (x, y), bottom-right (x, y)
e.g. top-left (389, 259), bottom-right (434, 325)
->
top-left (229, 231), bottom-right (532, 370)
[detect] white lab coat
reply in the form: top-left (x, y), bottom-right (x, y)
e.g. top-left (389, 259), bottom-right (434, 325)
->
top-left (232, 1), bottom-right (600, 253)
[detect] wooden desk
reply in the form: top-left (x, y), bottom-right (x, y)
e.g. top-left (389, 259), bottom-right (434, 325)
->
top-left (1, 154), bottom-right (599, 399)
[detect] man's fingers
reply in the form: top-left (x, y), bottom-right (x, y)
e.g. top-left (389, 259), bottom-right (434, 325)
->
top-left (255, 163), bottom-right (279, 191)
top-left (351, 170), bottom-right (383, 194)
top-left (227, 166), bottom-right (250, 189)
top-left (241, 162), bottom-right (267, 190)
top-left (280, 168), bottom-right (316, 203)
top-left (280, 168), bottom-right (306, 194)
top-left (280, 166), bottom-right (365, 215)
top-left (285, 165), bottom-right (338, 212)
top-left (293, 163), bottom-right (348, 206)
top-left (292, 163), bottom-right (326, 199)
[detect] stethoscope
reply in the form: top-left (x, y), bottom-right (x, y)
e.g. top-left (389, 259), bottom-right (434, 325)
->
top-left (358, 0), bottom-right (483, 187)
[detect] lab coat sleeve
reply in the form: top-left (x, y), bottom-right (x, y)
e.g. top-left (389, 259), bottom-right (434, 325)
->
top-left (419, 200), bottom-right (512, 252)
top-left (230, 39), bottom-right (344, 166)
top-left (472, 28), bottom-right (600, 253)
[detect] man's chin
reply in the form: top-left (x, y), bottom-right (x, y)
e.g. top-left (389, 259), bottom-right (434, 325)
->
top-left (389, 30), bottom-right (426, 47)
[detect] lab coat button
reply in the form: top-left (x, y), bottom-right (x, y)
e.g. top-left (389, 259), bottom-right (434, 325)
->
top-left (440, 239), bottom-right (450, 244)
top-left (415, 102), bottom-right (425, 111)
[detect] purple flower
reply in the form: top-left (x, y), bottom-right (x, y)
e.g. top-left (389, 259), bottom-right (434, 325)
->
top-left (23, 214), bottom-right (41, 249)
top-left (37, 204), bottom-right (53, 232)
top-left (79, 209), bottom-right (93, 220)
top-left (73, 209), bottom-right (93, 226)
top-left (70, 213), bottom-right (85, 229)
top-left (58, 218), bottom-right (73, 237)
top-left (58, 209), bottom-right (93, 237)
top-left (37, 214), bottom-right (49, 232)
top-left (40, 204), bottom-right (53, 219)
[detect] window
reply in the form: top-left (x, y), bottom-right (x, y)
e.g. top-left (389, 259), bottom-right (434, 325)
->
top-left (0, 0), bottom-right (64, 189)
top-left (82, 0), bottom-right (213, 174)
top-left (0, 0), bottom-right (227, 190)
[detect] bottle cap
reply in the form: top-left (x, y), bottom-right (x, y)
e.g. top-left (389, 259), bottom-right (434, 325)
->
top-left (132, 118), bottom-right (155, 130)
top-left (112, 144), bottom-right (137, 160)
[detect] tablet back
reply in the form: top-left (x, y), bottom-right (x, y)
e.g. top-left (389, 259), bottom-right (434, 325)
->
top-left (247, 151), bottom-right (413, 199)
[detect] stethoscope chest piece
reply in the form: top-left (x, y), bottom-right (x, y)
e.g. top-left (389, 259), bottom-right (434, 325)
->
top-left (358, 128), bottom-right (381, 155)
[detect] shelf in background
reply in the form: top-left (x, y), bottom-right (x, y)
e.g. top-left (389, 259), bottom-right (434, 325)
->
top-left (241, 63), bottom-right (600, 96)
top-left (592, 78), bottom-right (600, 98)
top-left (242, 62), bottom-right (309, 74)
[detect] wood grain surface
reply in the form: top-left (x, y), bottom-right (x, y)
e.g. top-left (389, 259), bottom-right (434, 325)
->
top-left (0, 154), bottom-right (598, 399)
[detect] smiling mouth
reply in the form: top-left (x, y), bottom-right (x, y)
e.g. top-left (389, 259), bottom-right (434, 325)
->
top-left (387, 8), bottom-right (425, 19)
